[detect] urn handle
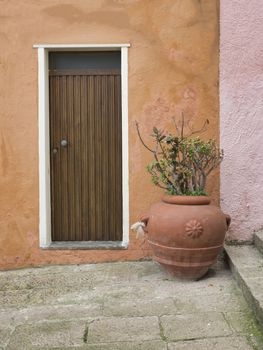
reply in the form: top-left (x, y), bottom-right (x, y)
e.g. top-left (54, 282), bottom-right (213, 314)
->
top-left (225, 214), bottom-right (231, 230)
top-left (140, 214), bottom-right (150, 233)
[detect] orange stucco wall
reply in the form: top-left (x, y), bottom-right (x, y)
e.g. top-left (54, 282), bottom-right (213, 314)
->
top-left (0, 0), bottom-right (219, 270)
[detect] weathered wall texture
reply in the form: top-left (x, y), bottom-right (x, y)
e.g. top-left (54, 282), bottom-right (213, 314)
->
top-left (0, 0), bottom-right (219, 269)
top-left (220, 0), bottom-right (263, 241)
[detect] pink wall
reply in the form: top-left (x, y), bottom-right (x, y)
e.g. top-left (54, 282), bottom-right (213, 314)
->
top-left (220, 0), bottom-right (263, 240)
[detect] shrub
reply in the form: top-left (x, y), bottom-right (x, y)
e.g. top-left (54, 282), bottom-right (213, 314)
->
top-left (136, 115), bottom-right (223, 195)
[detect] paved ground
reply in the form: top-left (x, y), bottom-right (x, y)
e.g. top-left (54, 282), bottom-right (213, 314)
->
top-left (0, 258), bottom-right (263, 349)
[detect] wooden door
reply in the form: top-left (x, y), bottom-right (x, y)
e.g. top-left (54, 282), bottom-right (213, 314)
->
top-left (49, 52), bottom-right (123, 241)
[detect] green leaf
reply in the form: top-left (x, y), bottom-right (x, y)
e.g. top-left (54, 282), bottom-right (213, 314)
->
top-left (153, 126), bottom-right (158, 134)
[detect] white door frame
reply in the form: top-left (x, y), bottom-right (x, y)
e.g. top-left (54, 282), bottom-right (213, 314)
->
top-left (34, 44), bottom-right (130, 248)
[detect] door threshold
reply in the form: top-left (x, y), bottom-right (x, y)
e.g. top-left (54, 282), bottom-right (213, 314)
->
top-left (43, 241), bottom-right (128, 250)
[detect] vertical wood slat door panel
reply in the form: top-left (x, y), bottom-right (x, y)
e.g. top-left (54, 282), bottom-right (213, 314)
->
top-left (49, 73), bottom-right (122, 241)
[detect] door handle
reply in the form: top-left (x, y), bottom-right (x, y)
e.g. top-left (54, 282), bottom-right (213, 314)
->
top-left (61, 139), bottom-right (68, 147)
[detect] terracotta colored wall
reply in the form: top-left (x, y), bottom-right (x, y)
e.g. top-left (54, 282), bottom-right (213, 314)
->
top-left (220, 0), bottom-right (263, 241)
top-left (0, 0), bottom-right (219, 269)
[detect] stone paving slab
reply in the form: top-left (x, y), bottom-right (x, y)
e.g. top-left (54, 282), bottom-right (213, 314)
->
top-left (87, 316), bottom-right (160, 343)
top-left (224, 311), bottom-right (260, 333)
top-left (167, 336), bottom-right (254, 349)
top-left (237, 267), bottom-right (263, 280)
top-left (0, 272), bottom-right (94, 292)
top-left (0, 260), bottom-right (263, 349)
top-left (84, 340), bottom-right (167, 350)
top-left (225, 245), bottom-right (263, 269)
top-left (239, 277), bottom-right (263, 298)
top-left (23, 341), bottom-right (167, 350)
top-left (103, 297), bottom-right (176, 317)
top-left (224, 310), bottom-right (263, 348)
top-left (6, 321), bottom-right (87, 350)
top-left (0, 287), bottom-right (105, 309)
top-left (174, 289), bottom-right (250, 313)
top-left (160, 312), bottom-right (232, 341)
top-left (0, 288), bottom-right (70, 308)
top-left (0, 327), bottom-right (13, 349)
top-left (0, 305), bottom-right (100, 327)
top-left (0, 261), bottom-right (161, 290)
top-left (225, 244), bottom-right (263, 327)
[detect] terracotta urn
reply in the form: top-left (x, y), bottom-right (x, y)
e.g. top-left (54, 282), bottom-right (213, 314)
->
top-left (141, 195), bottom-right (231, 280)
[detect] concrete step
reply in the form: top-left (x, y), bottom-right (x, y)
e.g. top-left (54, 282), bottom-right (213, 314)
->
top-left (225, 244), bottom-right (263, 326)
top-left (254, 230), bottom-right (263, 255)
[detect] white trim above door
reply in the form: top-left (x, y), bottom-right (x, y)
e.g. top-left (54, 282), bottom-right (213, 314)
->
top-left (35, 44), bottom-right (130, 249)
